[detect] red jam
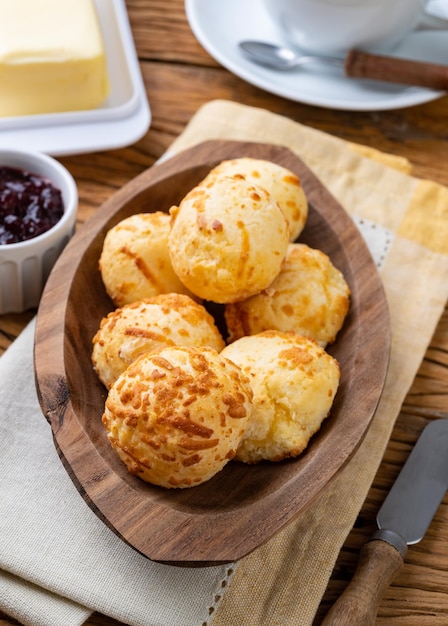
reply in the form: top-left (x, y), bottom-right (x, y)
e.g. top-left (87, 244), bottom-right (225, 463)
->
top-left (0, 166), bottom-right (64, 245)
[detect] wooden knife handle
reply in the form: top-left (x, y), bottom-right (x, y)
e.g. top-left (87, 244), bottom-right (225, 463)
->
top-left (321, 537), bottom-right (405, 626)
top-left (345, 49), bottom-right (448, 90)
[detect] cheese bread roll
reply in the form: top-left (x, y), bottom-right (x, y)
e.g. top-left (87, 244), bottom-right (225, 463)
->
top-left (99, 212), bottom-right (193, 307)
top-left (92, 294), bottom-right (225, 389)
top-left (221, 331), bottom-right (340, 464)
top-left (225, 243), bottom-right (350, 346)
top-left (205, 158), bottom-right (308, 240)
top-left (168, 175), bottom-right (289, 303)
top-left (102, 345), bottom-right (253, 488)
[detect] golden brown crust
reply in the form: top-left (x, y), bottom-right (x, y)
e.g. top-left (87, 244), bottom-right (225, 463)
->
top-left (99, 212), bottom-right (193, 307)
top-left (225, 243), bottom-right (350, 346)
top-left (221, 331), bottom-right (340, 464)
top-left (92, 293), bottom-right (225, 389)
top-left (102, 345), bottom-right (253, 488)
top-left (203, 158), bottom-right (308, 241)
top-left (168, 175), bottom-right (289, 303)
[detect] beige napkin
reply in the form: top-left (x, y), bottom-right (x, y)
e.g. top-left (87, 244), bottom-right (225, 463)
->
top-left (168, 100), bottom-right (448, 625)
top-left (0, 318), bottom-right (235, 626)
top-left (1, 100), bottom-right (448, 626)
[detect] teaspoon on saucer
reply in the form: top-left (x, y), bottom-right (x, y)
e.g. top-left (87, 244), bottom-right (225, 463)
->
top-left (238, 40), bottom-right (448, 90)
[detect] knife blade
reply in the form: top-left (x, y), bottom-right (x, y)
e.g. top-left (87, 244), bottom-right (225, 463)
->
top-left (322, 419), bottom-right (448, 626)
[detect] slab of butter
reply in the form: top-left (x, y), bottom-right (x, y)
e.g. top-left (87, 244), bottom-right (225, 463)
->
top-left (0, 0), bottom-right (110, 117)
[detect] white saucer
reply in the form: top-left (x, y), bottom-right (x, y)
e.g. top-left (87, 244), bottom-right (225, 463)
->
top-left (185, 0), bottom-right (448, 111)
top-left (0, 0), bottom-right (151, 156)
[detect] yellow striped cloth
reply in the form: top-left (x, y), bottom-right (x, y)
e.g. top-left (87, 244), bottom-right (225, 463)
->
top-left (169, 99), bottom-right (448, 626)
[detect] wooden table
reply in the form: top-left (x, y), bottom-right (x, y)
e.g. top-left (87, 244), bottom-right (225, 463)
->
top-left (1, 1), bottom-right (448, 624)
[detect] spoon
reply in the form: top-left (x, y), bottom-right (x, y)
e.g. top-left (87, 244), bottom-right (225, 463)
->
top-left (239, 41), bottom-right (342, 70)
top-left (238, 40), bottom-right (448, 90)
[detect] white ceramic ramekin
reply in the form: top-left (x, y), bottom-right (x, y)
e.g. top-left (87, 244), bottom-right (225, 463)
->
top-left (0, 149), bottom-right (78, 314)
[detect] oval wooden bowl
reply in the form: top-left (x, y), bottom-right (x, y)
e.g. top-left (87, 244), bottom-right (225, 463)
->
top-left (34, 140), bottom-right (391, 565)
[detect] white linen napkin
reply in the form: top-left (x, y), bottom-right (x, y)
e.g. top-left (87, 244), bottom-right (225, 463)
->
top-left (0, 319), bottom-right (234, 626)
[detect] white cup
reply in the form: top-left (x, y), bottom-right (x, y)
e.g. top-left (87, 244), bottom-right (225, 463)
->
top-left (262, 0), bottom-right (448, 57)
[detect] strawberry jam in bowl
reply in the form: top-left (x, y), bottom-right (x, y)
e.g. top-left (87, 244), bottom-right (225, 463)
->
top-left (0, 149), bottom-right (78, 314)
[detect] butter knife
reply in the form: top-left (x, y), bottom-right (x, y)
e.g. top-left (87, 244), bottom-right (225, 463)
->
top-left (322, 418), bottom-right (448, 626)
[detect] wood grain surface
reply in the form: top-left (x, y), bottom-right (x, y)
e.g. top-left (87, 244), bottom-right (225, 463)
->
top-left (1, 0), bottom-right (448, 623)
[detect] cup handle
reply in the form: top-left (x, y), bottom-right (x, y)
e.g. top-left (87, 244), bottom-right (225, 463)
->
top-left (417, 1), bottom-right (448, 30)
